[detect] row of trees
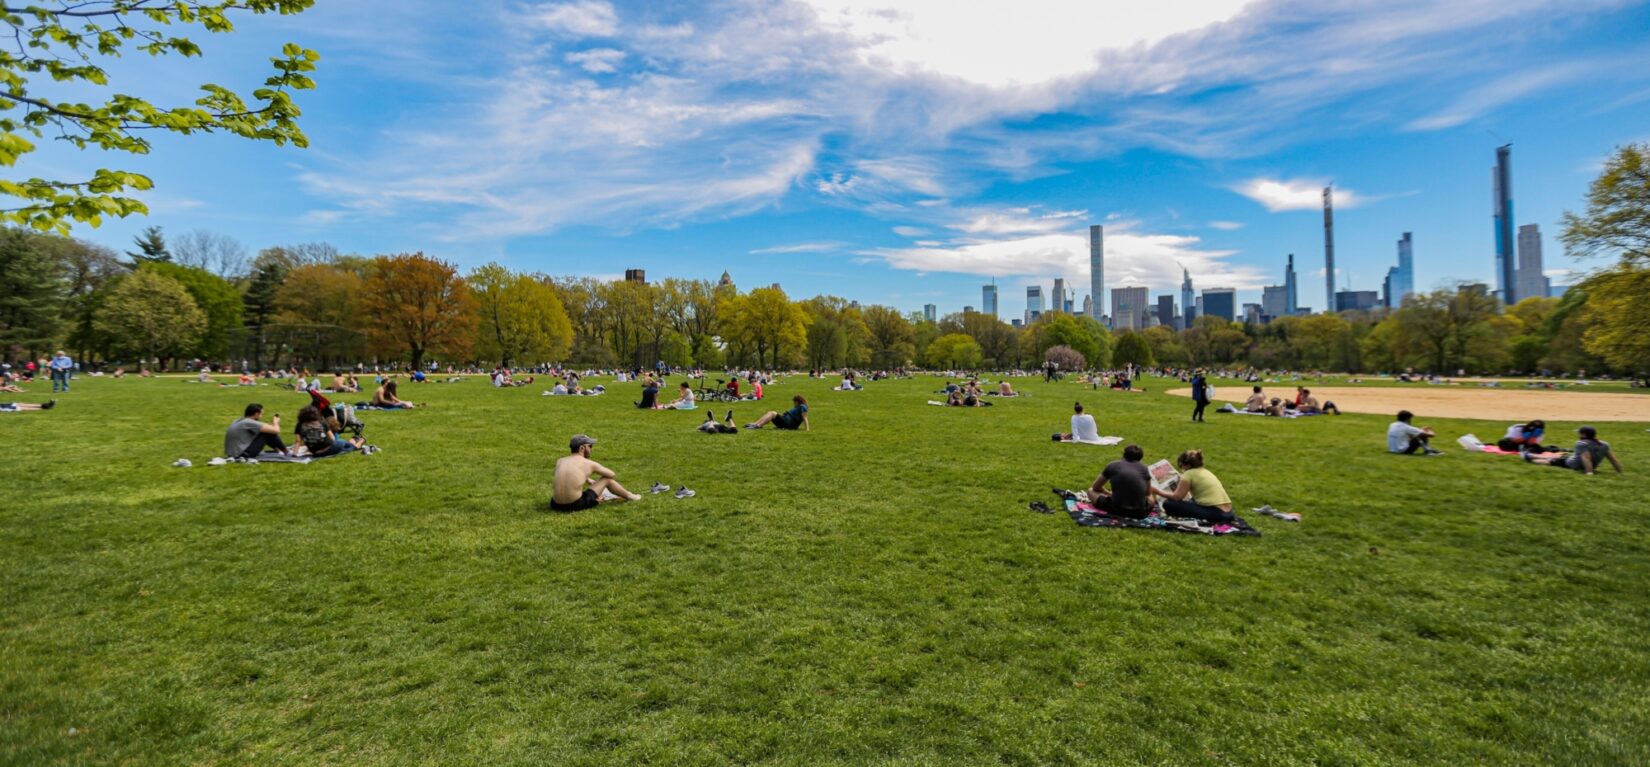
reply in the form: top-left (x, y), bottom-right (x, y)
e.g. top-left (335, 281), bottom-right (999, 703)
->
top-left (2, 145), bottom-right (1647, 374)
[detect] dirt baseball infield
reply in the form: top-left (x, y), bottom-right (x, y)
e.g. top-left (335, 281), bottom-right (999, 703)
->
top-left (1167, 386), bottom-right (1650, 423)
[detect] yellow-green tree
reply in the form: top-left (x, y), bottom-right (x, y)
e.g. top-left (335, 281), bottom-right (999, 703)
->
top-left (925, 332), bottom-right (982, 369)
top-left (469, 264), bottom-right (572, 367)
top-left (722, 288), bottom-right (808, 369)
top-left (92, 269), bottom-right (205, 366)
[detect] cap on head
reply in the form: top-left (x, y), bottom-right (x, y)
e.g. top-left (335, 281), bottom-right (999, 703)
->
top-left (569, 434), bottom-right (597, 452)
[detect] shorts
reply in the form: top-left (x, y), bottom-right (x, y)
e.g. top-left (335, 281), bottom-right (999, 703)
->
top-left (774, 414), bottom-right (801, 430)
top-left (550, 488), bottom-right (600, 512)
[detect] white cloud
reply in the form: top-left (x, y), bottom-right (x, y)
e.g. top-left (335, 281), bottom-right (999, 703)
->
top-left (565, 48), bottom-right (626, 73)
top-left (750, 241), bottom-right (848, 254)
top-left (1208, 220), bottom-right (1245, 231)
top-left (528, 0), bottom-right (618, 37)
top-left (952, 207), bottom-right (1086, 235)
top-left (1404, 61), bottom-right (1601, 131)
top-left (892, 226), bottom-right (929, 236)
top-left (1235, 179), bottom-right (1363, 212)
top-left (816, 173), bottom-right (859, 195)
top-left (799, 0), bottom-right (1254, 87)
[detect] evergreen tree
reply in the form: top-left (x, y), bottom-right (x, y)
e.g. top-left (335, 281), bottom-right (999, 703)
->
top-left (0, 229), bottom-right (68, 361)
top-left (125, 226), bottom-right (171, 266)
top-left (242, 260), bottom-right (290, 368)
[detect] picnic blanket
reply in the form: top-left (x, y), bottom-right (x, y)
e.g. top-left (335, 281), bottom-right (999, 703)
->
top-left (353, 404), bottom-right (411, 411)
top-left (1035, 489), bottom-right (1261, 536)
top-left (205, 453), bottom-right (312, 465)
top-left (1223, 407), bottom-right (1314, 418)
top-left (1063, 436), bottom-right (1124, 446)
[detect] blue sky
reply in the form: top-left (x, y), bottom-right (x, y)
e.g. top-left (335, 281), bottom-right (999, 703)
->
top-left (29, 0), bottom-right (1650, 317)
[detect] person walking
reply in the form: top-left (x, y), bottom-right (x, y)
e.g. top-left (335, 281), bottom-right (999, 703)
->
top-left (1190, 370), bottom-right (1210, 422)
top-left (49, 350), bottom-right (73, 393)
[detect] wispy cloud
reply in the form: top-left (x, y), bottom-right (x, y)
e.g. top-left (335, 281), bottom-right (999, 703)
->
top-left (1234, 179), bottom-right (1362, 212)
top-left (1207, 220), bottom-right (1245, 231)
top-left (528, 0), bottom-right (618, 37)
top-left (565, 48), bottom-right (626, 73)
top-left (750, 241), bottom-right (849, 254)
top-left (1404, 60), bottom-right (1604, 132)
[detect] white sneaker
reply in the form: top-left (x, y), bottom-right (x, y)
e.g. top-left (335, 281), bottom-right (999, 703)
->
top-left (674, 487), bottom-right (696, 499)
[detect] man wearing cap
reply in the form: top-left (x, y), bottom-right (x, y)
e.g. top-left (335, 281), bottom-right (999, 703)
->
top-left (551, 435), bottom-right (641, 511)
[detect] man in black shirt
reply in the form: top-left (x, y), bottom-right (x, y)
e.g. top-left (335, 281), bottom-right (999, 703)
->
top-left (1088, 444), bottom-right (1153, 519)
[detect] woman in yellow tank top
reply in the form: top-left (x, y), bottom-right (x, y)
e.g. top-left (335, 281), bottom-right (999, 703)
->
top-left (1151, 449), bottom-right (1235, 525)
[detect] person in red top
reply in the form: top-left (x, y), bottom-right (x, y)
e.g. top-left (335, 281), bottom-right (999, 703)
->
top-left (725, 377), bottom-right (740, 398)
top-left (749, 376), bottom-right (764, 400)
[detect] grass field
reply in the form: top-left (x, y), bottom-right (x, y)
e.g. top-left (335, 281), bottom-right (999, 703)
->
top-left (4, 374), bottom-right (1649, 765)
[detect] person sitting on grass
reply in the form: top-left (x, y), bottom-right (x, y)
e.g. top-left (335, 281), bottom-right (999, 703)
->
top-left (658, 381), bottom-right (697, 410)
top-left (551, 434), bottom-right (641, 511)
top-left (1150, 449), bottom-right (1235, 525)
top-left (1387, 410), bottom-right (1442, 455)
top-left (1265, 397), bottom-right (1286, 417)
top-left (636, 376), bottom-right (661, 409)
top-left (998, 380), bottom-right (1018, 397)
top-left (0, 378), bottom-right (23, 394)
top-left (1057, 402), bottom-right (1101, 443)
top-left (372, 379), bottom-right (417, 409)
top-left (746, 394), bottom-right (810, 431)
top-left (725, 377), bottom-right (741, 399)
top-left (1087, 444), bottom-right (1153, 519)
top-left (295, 405), bottom-right (368, 458)
top-left (1297, 388), bottom-right (1340, 415)
top-left (699, 409), bottom-right (739, 434)
top-left (0, 399), bottom-right (55, 412)
top-left (1244, 386), bottom-right (1267, 413)
top-left (1499, 420), bottom-right (1558, 454)
top-left (224, 403), bottom-right (289, 459)
top-left (1523, 426), bottom-right (1623, 475)
top-left (747, 375), bottom-right (764, 401)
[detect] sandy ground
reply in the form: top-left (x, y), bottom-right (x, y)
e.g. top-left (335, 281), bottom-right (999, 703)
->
top-left (1166, 387), bottom-right (1650, 423)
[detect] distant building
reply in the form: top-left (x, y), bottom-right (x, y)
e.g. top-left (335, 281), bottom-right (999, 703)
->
top-left (1201, 288), bottom-right (1236, 322)
top-left (1261, 284), bottom-right (1289, 321)
top-left (923, 304), bottom-right (937, 323)
top-left (1081, 294), bottom-right (1093, 318)
top-left (1548, 284), bottom-right (1570, 299)
top-left (1285, 254), bottom-right (1299, 315)
top-left (1493, 144), bottom-right (1517, 304)
top-left (982, 283), bottom-right (999, 317)
top-left (1110, 286), bottom-right (1150, 331)
top-left (769, 282), bottom-right (784, 293)
top-left (1089, 225), bottom-right (1105, 320)
top-left (1155, 295), bottom-right (1176, 328)
top-left (964, 305), bottom-right (975, 314)
top-left (1011, 318), bottom-right (1023, 328)
top-left (1323, 187), bottom-right (1337, 313)
top-left (1460, 282), bottom-right (1491, 298)
top-left (1025, 285), bottom-right (1044, 323)
top-left (1180, 268), bottom-right (1196, 328)
top-left (1383, 232), bottom-right (1414, 308)
top-left (718, 270), bottom-right (734, 289)
top-left (624, 268), bottom-right (647, 284)
top-left (1243, 303), bottom-right (1264, 324)
top-left (1051, 278), bottom-right (1066, 314)
top-left (1335, 290), bottom-right (1380, 312)
top-left (1516, 224), bottom-right (1547, 303)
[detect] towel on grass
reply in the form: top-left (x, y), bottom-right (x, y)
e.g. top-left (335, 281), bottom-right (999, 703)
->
top-left (1042, 490), bottom-right (1261, 537)
top-left (206, 453), bottom-right (312, 465)
top-left (1063, 436), bottom-right (1124, 446)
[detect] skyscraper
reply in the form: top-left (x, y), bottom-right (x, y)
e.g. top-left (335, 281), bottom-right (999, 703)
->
top-left (1026, 285), bottom-right (1044, 322)
top-left (1384, 232), bottom-right (1415, 308)
top-left (923, 304), bottom-right (937, 323)
top-left (1323, 187), bottom-right (1337, 313)
top-left (1285, 254), bottom-right (1298, 315)
top-left (1493, 145), bottom-right (1516, 304)
top-left (1110, 286), bottom-right (1150, 331)
top-left (1156, 295), bottom-right (1176, 328)
top-left (1089, 225), bottom-right (1105, 321)
top-left (1261, 285), bottom-right (1289, 320)
top-left (1516, 224), bottom-right (1546, 304)
top-left (1051, 277), bottom-right (1066, 314)
top-left (1202, 288), bottom-right (1236, 322)
top-left (1180, 268), bottom-right (1196, 328)
top-left (982, 283), bottom-right (999, 318)
top-left (625, 268), bottom-right (647, 284)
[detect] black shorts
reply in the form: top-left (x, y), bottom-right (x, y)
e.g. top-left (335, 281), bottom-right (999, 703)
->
top-left (774, 414), bottom-right (801, 430)
top-left (550, 488), bottom-right (600, 512)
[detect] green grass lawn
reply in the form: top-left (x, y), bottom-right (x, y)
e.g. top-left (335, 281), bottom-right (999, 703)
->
top-left (4, 374), bottom-right (1648, 765)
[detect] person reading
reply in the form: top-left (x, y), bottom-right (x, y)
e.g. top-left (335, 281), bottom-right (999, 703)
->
top-left (372, 380), bottom-right (416, 408)
top-left (550, 434), bottom-right (641, 511)
top-left (1150, 450), bottom-right (1234, 524)
top-left (1387, 410), bottom-right (1441, 455)
top-left (224, 403), bottom-right (289, 459)
top-left (746, 395), bottom-right (810, 430)
top-left (1087, 444), bottom-right (1153, 519)
top-left (1060, 402), bottom-right (1101, 444)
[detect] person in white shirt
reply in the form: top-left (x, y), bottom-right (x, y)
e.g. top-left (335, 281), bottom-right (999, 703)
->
top-left (1387, 410), bottom-right (1441, 455)
top-left (1059, 402), bottom-right (1101, 444)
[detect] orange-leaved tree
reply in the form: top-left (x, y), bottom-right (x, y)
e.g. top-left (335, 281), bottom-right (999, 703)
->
top-left (361, 253), bottom-right (476, 369)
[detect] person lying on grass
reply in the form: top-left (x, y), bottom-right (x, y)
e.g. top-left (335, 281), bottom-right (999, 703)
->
top-left (1499, 420), bottom-right (1560, 454)
top-left (1245, 386), bottom-right (1267, 413)
top-left (1149, 449), bottom-right (1235, 525)
top-left (1057, 402), bottom-right (1100, 443)
top-left (699, 409), bottom-right (739, 434)
top-left (1523, 426), bottom-right (1623, 475)
top-left (224, 403), bottom-right (290, 459)
top-left (295, 405), bottom-right (369, 457)
top-left (1387, 410), bottom-right (1442, 455)
top-left (551, 434), bottom-right (642, 511)
top-left (372, 380), bottom-right (418, 409)
top-left (1087, 444), bottom-right (1153, 519)
top-left (0, 400), bottom-right (55, 412)
top-left (746, 394), bottom-right (810, 430)
top-left (658, 381), bottom-right (697, 410)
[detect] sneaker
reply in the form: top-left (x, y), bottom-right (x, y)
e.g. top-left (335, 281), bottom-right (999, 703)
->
top-left (674, 487), bottom-right (696, 499)
top-left (172, 458), bottom-right (192, 468)
top-left (650, 482), bottom-right (669, 494)
top-left (726, 409), bottom-right (734, 423)
top-left (1424, 447), bottom-right (1444, 455)
top-left (42, 399), bottom-right (56, 410)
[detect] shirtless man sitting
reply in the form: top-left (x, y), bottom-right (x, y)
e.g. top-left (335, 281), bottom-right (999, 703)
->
top-left (551, 434), bottom-right (641, 511)
top-left (1244, 386), bottom-right (1267, 413)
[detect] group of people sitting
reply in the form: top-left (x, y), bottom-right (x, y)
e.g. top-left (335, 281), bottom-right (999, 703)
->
top-left (635, 373), bottom-right (764, 410)
top-left (1083, 445), bottom-right (1237, 525)
top-left (547, 372), bottom-right (604, 396)
top-left (222, 402), bottom-right (379, 460)
top-left (491, 368), bottom-right (536, 388)
top-left (938, 379), bottom-right (1000, 407)
top-left (1240, 385), bottom-right (1340, 416)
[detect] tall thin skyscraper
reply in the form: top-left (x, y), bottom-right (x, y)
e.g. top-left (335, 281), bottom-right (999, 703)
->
top-left (1323, 187), bottom-right (1337, 313)
top-left (981, 283), bottom-right (999, 318)
top-left (1285, 254), bottom-right (1298, 315)
top-left (1026, 285), bottom-right (1044, 321)
top-left (1051, 277), bottom-right (1066, 314)
top-left (1493, 145), bottom-right (1517, 304)
top-left (1385, 232), bottom-right (1415, 308)
top-left (1180, 268), bottom-right (1196, 328)
top-left (1516, 224), bottom-right (1546, 303)
top-left (1088, 225), bottom-right (1105, 321)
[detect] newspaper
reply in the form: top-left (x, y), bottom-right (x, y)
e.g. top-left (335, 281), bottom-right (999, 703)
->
top-left (1148, 459), bottom-right (1180, 493)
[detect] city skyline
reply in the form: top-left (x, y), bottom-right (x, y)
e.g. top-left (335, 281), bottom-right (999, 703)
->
top-left (28, 0), bottom-right (1650, 317)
